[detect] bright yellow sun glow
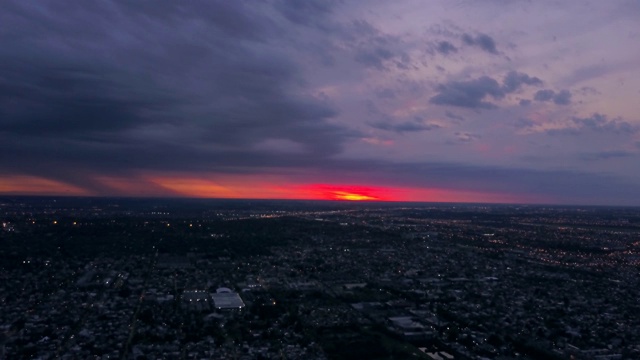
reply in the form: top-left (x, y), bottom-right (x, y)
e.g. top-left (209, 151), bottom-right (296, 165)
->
top-left (332, 191), bottom-right (377, 201)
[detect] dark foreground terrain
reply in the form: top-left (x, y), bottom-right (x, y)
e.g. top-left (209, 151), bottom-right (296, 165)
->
top-left (1, 197), bottom-right (639, 359)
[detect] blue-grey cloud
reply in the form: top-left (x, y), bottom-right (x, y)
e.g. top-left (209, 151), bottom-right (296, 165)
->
top-left (430, 76), bottom-right (504, 109)
top-left (534, 89), bottom-right (572, 105)
top-left (445, 111), bottom-right (465, 122)
top-left (453, 132), bottom-right (480, 142)
top-left (514, 117), bottom-right (535, 129)
top-left (276, 0), bottom-right (340, 29)
top-left (534, 89), bottom-right (555, 101)
top-left (435, 41), bottom-right (458, 55)
top-left (355, 47), bottom-right (395, 70)
top-left (431, 71), bottom-right (542, 109)
top-left (370, 119), bottom-right (441, 133)
top-left (503, 71), bottom-right (542, 92)
top-left (375, 88), bottom-right (397, 99)
top-left (572, 113), bottom-right (635, 134)
top-left (578, 150), bottom-right (635, 161)
top-left (552, 90), bottom-right (572, 105)
top-left (562, 64), bottom-right (609, 86)
top-left (349, 20), bottom-right (412, 71)
top-left (462, 33), bottom-right (498, 54)
top-left (544, 113), bottom-right (637, 136)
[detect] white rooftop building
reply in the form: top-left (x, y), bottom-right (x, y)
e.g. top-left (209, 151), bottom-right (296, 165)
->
top-left (211, 288), bottom-right (245, 309)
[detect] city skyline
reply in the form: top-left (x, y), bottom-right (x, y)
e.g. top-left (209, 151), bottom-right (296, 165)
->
top-left (1, 1), bottom-right (639, 205)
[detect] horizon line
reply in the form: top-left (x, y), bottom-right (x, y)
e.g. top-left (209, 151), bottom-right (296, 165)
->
top-left (1, 194), bottom-right (638, 208)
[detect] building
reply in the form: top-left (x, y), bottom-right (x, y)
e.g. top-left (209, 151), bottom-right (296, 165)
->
top-left (211, 287), bottom-right (245, 310)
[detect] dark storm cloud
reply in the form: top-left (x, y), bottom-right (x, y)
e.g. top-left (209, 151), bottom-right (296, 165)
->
top-left (430, 76), bottom-right (504, 109)
top-left (0, 60), bottom-right (172, 137)
top-left (0, 0), bottom-right (358, 185)
top-left (435, 41), bottom-right (458, 55)
top-left (502, 71), bottom-right (542, 92)
top-left (534, 89), bottom-right (572, 105)
top-left (519, 99), bottom-right (532, 106)
top-left (461, 33), bottom-right (498, 54)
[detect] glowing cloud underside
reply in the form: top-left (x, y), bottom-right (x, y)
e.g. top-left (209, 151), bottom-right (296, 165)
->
top-left (0, 176), bottom-right (88, 196)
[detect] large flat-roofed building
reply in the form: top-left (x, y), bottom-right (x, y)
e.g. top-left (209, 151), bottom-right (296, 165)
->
top-left (211, 288), bottom-right (245, 310)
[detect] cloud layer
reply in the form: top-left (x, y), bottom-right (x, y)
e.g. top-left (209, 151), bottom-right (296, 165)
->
top-left (1, 0), bottom-right (639, 205)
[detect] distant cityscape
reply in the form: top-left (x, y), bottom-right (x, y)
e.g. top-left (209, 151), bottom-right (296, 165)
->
top-left (1, 197), bottom-right (639, 359)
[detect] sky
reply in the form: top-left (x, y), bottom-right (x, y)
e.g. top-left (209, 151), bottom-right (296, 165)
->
top-left (1, 0), bottom-right (639, 205)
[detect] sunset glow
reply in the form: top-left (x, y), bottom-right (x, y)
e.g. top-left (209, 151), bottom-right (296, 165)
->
top-left (332, 191), bottom-right (377, 201)
top-left (0, 172), bottom-right (548, 204)
top-left (0, 176), bottom-right (88, 196)
top-left (303, 185), bottom-right (388, 201)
